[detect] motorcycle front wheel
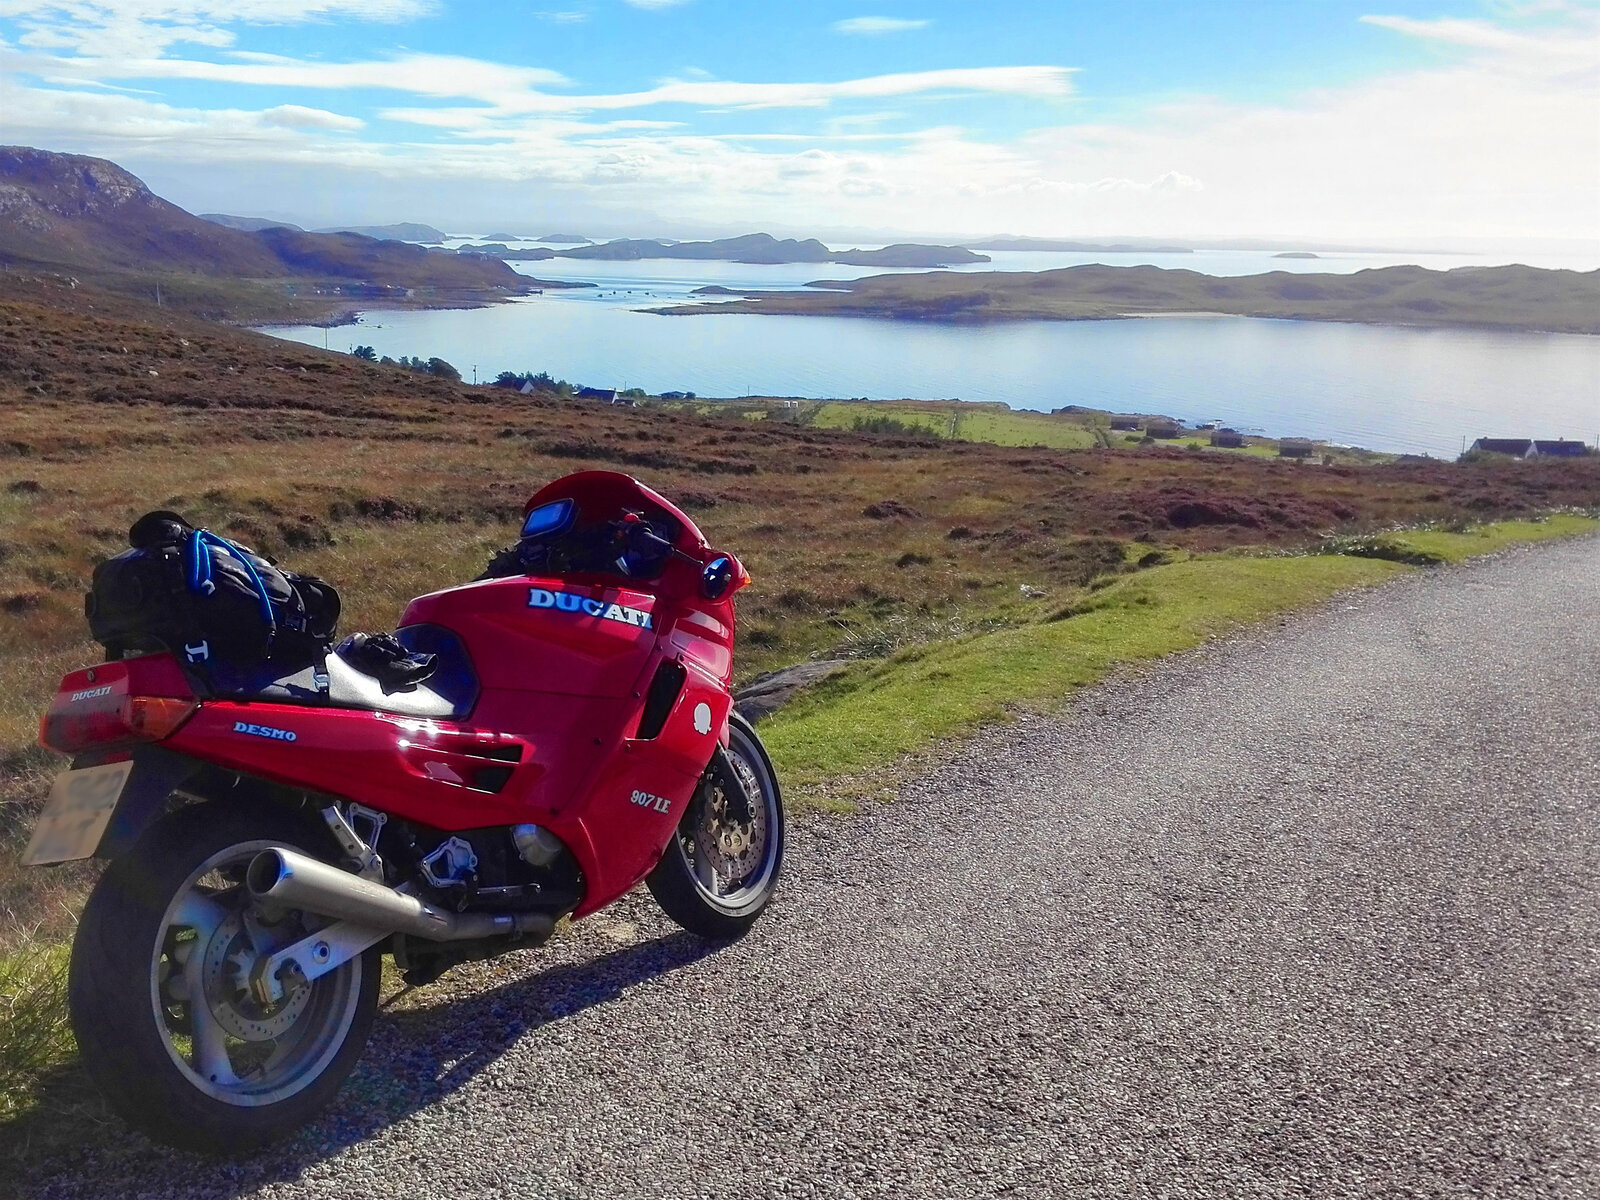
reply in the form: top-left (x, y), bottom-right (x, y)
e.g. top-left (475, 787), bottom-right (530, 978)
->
top-left (648, 712), bottom-right (785, 939)
top-left (68, 800), bottom-right (381, 1153)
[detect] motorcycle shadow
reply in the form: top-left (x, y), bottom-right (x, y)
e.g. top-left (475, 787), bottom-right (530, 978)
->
top-left (7, 927), bottom-right (718, 1195)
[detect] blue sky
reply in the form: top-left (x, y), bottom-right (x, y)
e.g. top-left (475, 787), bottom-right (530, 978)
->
top-left (0, 1), bottom-right (1595, 242)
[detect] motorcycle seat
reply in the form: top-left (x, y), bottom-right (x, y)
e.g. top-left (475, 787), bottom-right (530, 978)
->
top-left (324, 650), bottom-right (461, 719)
top-left (206, 625), bottom-right (478, 720)
top-left (219, 647), bottom-right (467, 719)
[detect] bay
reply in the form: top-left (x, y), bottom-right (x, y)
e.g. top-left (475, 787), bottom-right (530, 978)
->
top-left (262, 252), bottom-right (1600, 459)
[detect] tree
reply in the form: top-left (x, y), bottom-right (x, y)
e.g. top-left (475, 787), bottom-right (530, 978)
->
top-left (352, 345), bottom-right (377, 361)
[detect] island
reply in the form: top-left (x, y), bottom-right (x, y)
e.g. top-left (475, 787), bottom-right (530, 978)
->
top-left (967, 237), bottom-right (1194, 254)
top-left (1274, 252), bottom-right (1321, 260)
top-left (536, 233), bottom-right (593, 244)
top-left (201, 213), bottom-right (304, 232)
top-left (312, 222), bottom-right (449, 243)
top-left (556, 232), bottom-right (988, 267)
top-left (649, 262), bottom-right (1600, 335)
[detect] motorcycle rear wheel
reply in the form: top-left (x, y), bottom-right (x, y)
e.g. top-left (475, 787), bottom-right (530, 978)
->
top-left (648, 712), bottom-right (784, 939)
top-left (68, 800), bottom-right (381, 1153)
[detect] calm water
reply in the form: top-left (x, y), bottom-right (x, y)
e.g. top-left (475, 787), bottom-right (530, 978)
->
top-left (264, 253), bottom-right (1600, 458)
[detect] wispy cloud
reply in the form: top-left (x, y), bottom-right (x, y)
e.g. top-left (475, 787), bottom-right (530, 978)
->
top-left (621, 0), bottom-right (687, 9)
top-left (260, 102), bottom-right (364, 131)
top-left (1360, 9), bottom-right (1600, 74)
top-left (0, 0), bottom-right (436, 55)
top-left (833, 17), bottom-right (930, 35)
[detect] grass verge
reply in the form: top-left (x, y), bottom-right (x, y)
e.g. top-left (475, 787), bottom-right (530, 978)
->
top-left (760, 516), bottom-right (1597, 806)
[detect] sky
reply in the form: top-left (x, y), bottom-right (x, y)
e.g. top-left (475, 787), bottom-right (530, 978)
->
top-left (0, 0), bottom-right (1596, 245)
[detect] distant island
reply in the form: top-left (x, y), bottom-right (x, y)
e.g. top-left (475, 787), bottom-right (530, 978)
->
top-left (203, 216), bottom-right (453, 243)
top-left (1274, 252), bottom-right (1321, 259)
top-left (966, 237), bottom-right (1194, 254)
top-left (200, 213), bottom-right (303, 232)
top-left (652, 262), bottom-right (1600, 335)
top-left (312, 222), bottom-right (449, 242)
top-left (0, 147), bottom-right (538, 322)
top-left (555, 232), bottom-right (988, 268)
top-left (458, 243), bottom-right (557, 261)
top-left (537, 233), bottom-right (593, 244)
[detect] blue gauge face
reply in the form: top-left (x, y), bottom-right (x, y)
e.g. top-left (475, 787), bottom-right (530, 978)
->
top-left (521, 498), bottom-right (576, 540)
top-left (702, 556), bottom-right (735, 600)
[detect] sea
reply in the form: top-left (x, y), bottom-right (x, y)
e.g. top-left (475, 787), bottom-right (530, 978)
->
top-left (261, 243), bottom-right (1600, 459)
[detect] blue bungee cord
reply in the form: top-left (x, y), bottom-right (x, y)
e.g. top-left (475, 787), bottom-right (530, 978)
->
top-left (186, 529), bottom-right (278, 639)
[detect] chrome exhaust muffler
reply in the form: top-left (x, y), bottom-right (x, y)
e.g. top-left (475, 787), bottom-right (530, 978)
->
top-left (246, 846), bottom-right (553, 943)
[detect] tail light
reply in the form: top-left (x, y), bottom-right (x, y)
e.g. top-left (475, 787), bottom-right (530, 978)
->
top-left (41, 694), bottom-right (199, 756)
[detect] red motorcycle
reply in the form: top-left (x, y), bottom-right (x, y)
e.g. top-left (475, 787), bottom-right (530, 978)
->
top-left (23, 471), bottom-right (784, 1151)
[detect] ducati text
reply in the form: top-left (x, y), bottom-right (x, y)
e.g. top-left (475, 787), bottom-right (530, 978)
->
top-left (529, 588), bottom-right (652, 629)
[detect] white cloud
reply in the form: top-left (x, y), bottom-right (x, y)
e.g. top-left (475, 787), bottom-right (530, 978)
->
top-left (15, 47), bottom-right (570, 96)
top-left (0, 1), bottom-right (435, 56)
top-left (260, 103), bottom-right (364, 131)
top-left (833, 17), bottom-right (930, 35)
top-left (0, 4), bottom-right (1591, 242)
top-left (621, 0), bottom-right (686, 8)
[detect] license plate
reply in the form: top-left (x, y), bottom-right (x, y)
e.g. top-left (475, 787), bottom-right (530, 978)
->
top-left (22, 760), bottom-right (136, 866)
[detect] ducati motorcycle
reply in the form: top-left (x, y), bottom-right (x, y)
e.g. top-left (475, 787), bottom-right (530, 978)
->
top-left (22, 471), bottom-right (783, 1151)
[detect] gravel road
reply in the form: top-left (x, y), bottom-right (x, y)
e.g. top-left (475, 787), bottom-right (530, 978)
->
top-left (18, 536), bottom-right (1600, 1200)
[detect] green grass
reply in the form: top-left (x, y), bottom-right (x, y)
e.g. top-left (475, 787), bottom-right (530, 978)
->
top-left (1372, 514), bottom-right (1597, 562)
top-left (807, 401), bottom-right (1100, 449)
top-left (0, 941), bottom-right (72, 1124)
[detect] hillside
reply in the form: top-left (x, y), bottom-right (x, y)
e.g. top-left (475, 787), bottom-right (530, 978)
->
top-left (0, 147), bottom-right (530, 320)
top-left (558, 232), bottom-right (987, 267)
top-left (656, 262), bottom-right (1600, 334)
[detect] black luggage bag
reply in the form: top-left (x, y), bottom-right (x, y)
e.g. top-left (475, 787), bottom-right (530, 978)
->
top-left (86, 511), bottom-right (340, 673)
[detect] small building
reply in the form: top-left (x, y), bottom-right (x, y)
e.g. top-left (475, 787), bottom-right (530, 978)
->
top-left (1109, 416), bottom-right (1141, 431)
top-left (1145, 420), bottom-right (1181, 439)
top-left (1210, 428), bottom-right (1245, 448)
top-left (576, 387), bottom-right (618, 403)
top-left (518, 380), bottom-right (537, 395)
top-left (1470, 437), bottom-right (1592, 459)
top-left (1278, 437), bottom-right (1315, 459)
top-left (1470, 438), bottom-right (1534, 457)
top-left (1532, 439), bottom-right (1590, 458)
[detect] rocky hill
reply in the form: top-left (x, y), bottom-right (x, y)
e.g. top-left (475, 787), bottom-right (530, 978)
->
top-left (0, 147), bottom-right (529, 317)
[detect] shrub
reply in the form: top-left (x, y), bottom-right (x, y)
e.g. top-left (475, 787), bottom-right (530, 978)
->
top-left (1320, 533), bottom-right (1447, 566)
top-left (0, 936), bottom-right (74, 1123)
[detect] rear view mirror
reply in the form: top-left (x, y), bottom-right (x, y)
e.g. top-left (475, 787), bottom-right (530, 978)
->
top-left (701, 554), bottom-right (749, 601)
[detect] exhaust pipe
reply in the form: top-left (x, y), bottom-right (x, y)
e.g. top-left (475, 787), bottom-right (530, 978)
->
top-left (246, 846), bottom-right (553, 943)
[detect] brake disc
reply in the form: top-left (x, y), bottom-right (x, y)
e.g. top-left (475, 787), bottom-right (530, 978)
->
top-left (200, 911), bottom-right (311, 1041)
